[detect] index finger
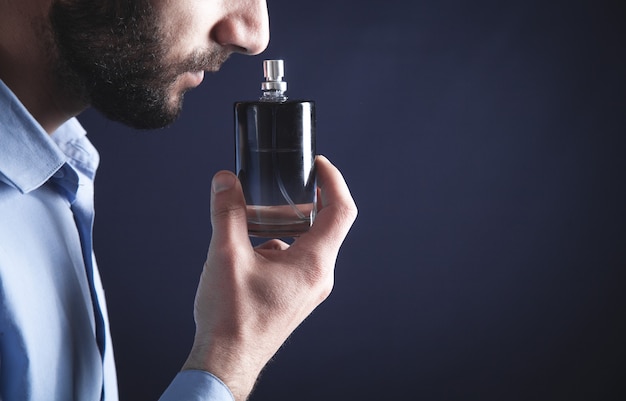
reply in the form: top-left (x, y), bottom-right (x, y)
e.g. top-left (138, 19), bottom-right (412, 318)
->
top-left (290, 155), bottom-right (358, 256)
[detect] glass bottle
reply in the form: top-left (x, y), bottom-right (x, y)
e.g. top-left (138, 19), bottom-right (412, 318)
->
top-left (235, 60), bottom-right (316, 237)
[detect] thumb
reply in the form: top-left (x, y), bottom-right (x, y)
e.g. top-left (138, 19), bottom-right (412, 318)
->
top-left (209, 171), bottom-right (250, 252)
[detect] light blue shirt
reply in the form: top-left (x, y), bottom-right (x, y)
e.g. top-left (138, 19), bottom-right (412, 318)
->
top-left (0, 79), bottom-right (233, 401)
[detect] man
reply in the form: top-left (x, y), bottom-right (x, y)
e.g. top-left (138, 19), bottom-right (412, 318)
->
top-left (0, 0), bottom-right (357, 400)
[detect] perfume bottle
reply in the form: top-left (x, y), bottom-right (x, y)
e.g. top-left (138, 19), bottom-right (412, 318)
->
top-left (235, 60), bottom-right (317, 237)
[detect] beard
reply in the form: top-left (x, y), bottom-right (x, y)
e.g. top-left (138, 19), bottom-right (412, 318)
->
top-left (48, 0), bottom-right (229, 129)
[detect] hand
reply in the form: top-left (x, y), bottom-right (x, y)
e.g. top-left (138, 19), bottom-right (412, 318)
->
top-left (182, 155), bottom-right (357, 400)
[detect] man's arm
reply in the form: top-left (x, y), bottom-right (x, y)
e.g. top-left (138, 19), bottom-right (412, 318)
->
top-left (179, 155), bottom-right (357, 400)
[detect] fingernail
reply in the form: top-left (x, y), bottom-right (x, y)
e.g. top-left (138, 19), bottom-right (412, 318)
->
top-left (212, 172), bottom-right (236, 193)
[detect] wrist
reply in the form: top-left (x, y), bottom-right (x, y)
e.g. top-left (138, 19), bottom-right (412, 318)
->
top-left (182, 337), bottom-right (264, 401)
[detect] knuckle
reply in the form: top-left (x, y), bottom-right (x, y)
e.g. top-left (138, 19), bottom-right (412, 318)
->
top-left (295, 260), bottom-right (334, 305)
top-left (334, 199), bottom-right (359, 225)
top-left (324, 203), bottom-right (358, 236)
top-left (344, 200), bottom-right (359, 223)
top-left (211, 203), bottom-right (244, 222)
top-left (298, 252), bottom-right (332, 287)
top-left (317, 276), bottom-right (334, 303)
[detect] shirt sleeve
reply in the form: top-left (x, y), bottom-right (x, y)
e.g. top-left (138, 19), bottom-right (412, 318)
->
top-left (159, 370), bottom-right (235, 401)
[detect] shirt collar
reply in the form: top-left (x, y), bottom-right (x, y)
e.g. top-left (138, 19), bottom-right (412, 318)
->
top-left (0, 79), bottom-right (95, 194)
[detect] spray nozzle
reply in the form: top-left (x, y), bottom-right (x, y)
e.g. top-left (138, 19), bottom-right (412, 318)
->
top-left (261, 60), bottom-right (287, 100)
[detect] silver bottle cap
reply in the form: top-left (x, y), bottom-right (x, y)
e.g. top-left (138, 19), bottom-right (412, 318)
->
top-left (261, 59), bottom-right (287, 93)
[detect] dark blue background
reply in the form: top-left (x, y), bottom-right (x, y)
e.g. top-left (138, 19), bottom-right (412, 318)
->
top-left (82, 0), bottom-right (625, 400)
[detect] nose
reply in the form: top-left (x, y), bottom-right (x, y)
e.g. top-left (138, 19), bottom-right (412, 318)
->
top-left (212, 0), bottom-right (270, 55)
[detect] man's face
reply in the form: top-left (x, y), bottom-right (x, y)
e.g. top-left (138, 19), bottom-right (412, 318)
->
top-left (49, 0), bottom-right (269, 129)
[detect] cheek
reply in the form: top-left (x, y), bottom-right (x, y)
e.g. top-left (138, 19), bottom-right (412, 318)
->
top-left (158, 2), bottom-right (218, 55)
